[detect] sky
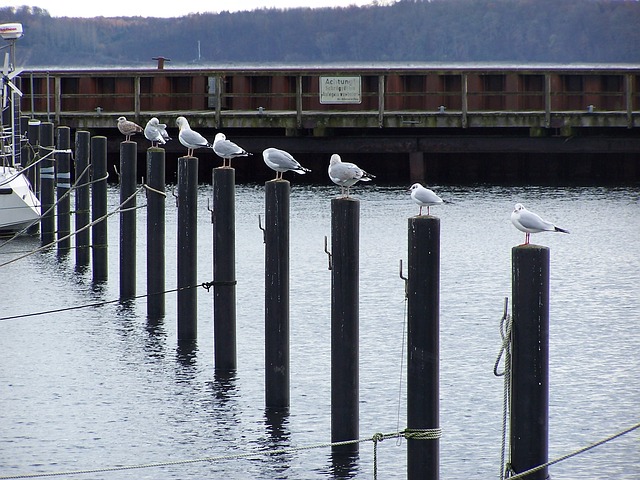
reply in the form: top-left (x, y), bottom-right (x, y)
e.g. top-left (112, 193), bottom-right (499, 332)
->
top-left (4, 0), bottom-right (386, 18)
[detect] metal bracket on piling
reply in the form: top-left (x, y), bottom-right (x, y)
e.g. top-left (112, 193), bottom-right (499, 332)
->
top-left (207, 198), bottom-right (213, 223)
top-left (324, 236), bottom-right (332, 271)
top-left (171, 186), bottom-right (178, 207)
top-left (399, 259), bottom-right (408, 299)
top-left (258, 215), bottom-right (266, 244)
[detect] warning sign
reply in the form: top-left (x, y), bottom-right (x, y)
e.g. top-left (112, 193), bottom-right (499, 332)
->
top-left (319, 76), bottom-right (361, 104)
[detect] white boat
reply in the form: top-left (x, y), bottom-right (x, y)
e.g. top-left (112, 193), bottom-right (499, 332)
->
top-left (0, 165), bottom-right (40, 233)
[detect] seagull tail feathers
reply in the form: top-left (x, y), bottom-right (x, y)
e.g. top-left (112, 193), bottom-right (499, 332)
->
top-left (555, 226), bottom-right (569, 234)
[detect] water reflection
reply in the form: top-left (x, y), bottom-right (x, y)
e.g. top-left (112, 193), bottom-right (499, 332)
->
top-left (328, 450), bottom-right (360, 479)
top-left (259, 408), bottom-right (291, 479)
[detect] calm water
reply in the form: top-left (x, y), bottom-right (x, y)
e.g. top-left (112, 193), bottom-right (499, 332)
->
top-left (1, 182), bottom-right (639, 479)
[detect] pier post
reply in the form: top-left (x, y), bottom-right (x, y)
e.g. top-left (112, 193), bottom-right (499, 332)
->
top-left (146, 147), bottom-right (166, 319)
top-left (91, 136), bottom-right (108, 283)
top-left (74, 131), bottom-right (91, 269)
top-left (212, 167), bottom-right (237, 372)
top-left (39, 122), bottom-right (55, 246)
top-left (510, 245), bottom-right (550, 480)
top-left (25, 119), bottom-right (41, 235)
top-left (407, 215), bottom-right (440, 480)
top-left (119, 141), bottom-right (137, 300)
top-left (264, 179), bottom-right (290, 410)
top-left (331, 197), bottom-right (359, 453)
top-left (55, 126), bottom-right (71, 254)
top-left (177, 156), bottom-right (198, 341)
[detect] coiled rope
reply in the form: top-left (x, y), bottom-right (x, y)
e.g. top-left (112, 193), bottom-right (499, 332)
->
top-left (494, 297), bottom-right (513, 480)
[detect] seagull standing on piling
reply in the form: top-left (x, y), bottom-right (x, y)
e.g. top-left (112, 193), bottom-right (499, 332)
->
top-left (511, 203), bottom-right (569, 245)
top-left (176, 116), bottom-right (214, 157)
top-left (409, 183), bottom-right (444, 216)
top-left (144, 117), bottom-right (171, 147)
top-left (213, 132), bottom-right (252, 168)
top-left (117, 116), bottom-right (143, 142)
top-left (327, 153), bottom-right (375, 198)
top-left (262, 148), bottom-right (311, 180)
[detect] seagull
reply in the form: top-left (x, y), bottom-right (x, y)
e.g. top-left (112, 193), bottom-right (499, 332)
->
top-left (213, 132), bottom-right (252, 168)
top-left (176, 116), bottom-right (213, 157)
top-left (409, 183), bottom-right (444, 215)
top-left (511, 203), bottom-right (569, 245)
top-left (262, 147), bottom-right (311, 180)
top-left (144, 117), bottom-right (171, 147)
top-left (117, 116), bottom-right (143, 142)
top-left (328, 153), bottom-right (375, 197)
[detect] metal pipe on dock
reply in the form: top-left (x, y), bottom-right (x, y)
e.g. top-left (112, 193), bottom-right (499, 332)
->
top-left (91, 136), bottom-right (108, 283)
top-left (212, 167), bottom-right (237, 372)
top-left (74, 131), bottom-right (91, 269)
top-left (510, 245), bottom-right (550, 480)
top-left (330, 197), bottom-right (360, 453)
top-left (177, 156), bottom-right (198, 341)
top-left (146, 147), bottom-right (166, 319)
top-left (264, 179), bottom-right (290, 410)
top-left (55, 126), bottom-right (71, 254)
top-left (407, 215), bottom-right (440, 480)
top-left (119, 141), bottom-right (137, 300)
top-left (39, 122), bottom-right (55, 246)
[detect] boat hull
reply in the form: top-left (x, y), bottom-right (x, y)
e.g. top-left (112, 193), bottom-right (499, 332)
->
top-left (0, 167), bottom-right (41, 233)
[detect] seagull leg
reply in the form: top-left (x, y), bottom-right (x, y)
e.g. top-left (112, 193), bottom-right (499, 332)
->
top-left (419, 206), bottom-right (423, 216)
top-left (525, 233), bottom-right (530, 245)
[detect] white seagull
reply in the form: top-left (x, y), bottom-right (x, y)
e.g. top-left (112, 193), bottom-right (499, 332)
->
top-left (213, 132), bottom-right (252, 168)
top-left (117, 116), bottom-right (143, 142)
top-left (144, 117), bottom-right (171, 147)
top-left (511, 203), bottom-right (569, 245)
top-left (409, 183), bottom-right (444, 216)
top-left (176, 116), bottom-right (213, 157)
top-left (328, 153), bottom-right (375, 197)
top-left (262, 148), bottom-right (311, 180)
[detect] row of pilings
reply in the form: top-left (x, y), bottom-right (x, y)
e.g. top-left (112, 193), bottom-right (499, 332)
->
top-left (22, 121), bottom-right (551, 480)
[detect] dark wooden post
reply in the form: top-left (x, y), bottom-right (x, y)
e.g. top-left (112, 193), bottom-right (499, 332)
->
top-left (212, 167), bottom-right (237, 372)
top-left (74, 131), bottom-right (91, 269)
top-left (91, 136), bottom-right (108, 283)
top-left (119, 141), bottom-right (137, 300)
top-left (39, 122), bottom-right (55, 246)
top-left (55, 126), bottom-right (71, 254)
top-left (331, 197), bottom-right (360, 453)
top-left (146, 147), bottom-right (166, 319)
top-left (407, 215), bottom-right (440, 480)
top-left (510, 245), bottom-right (550, 480)
top-left (177, 156), bottom-right (198, 341)
top-left (264, 179), bottom-right (290, 410)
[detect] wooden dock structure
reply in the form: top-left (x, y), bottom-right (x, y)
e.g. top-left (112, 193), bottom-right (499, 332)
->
top-left (16, 64), bottom-right (640, 183)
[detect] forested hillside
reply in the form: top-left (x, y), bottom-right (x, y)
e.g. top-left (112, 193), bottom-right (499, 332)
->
top-left (2, 0), bottom-right (639, 67)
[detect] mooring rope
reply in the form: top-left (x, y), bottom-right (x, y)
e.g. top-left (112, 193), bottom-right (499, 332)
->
top-left (494, 297), bottom-right (513, 480)
top-left (0, 429), bottom-right (440, 480)
top-left (0, 182), bottom-right (143, 268)
top-left (506, 421), bottom-right (640, 480)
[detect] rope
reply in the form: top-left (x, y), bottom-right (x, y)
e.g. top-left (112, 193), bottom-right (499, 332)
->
top-left (0, 430), bottom-right (438, 480)
top-left (494, 297), bottom-right (513, 480)
top-left (0, 281), bottom-right (211, 322)
top-left (0, 183), bottom-right (143, 268)
top-left (506, 421), bottom-right (640, 480)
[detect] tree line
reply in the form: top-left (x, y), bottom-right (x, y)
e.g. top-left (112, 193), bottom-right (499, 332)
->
top-left (2, 0), bottom-right (639, 68)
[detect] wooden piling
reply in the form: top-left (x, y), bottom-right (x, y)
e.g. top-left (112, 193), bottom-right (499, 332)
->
top-left (331, 197), bottom-right (360, 452)
top-left (177, 156), bottom-right (198, 341)
top-left (91, 136), bottom-right (108, 283)
top-left (39, 122), bottom-right (55, 246)
top-left (212, 167), bottom-right (237, 372)
top-left (510, 245), bottom-right (550, 480)
top-left (407, 215), bottom-right (440, 480)
top-left (146, 147), bottom-right (166, 319)
top-left (55, 126), bottom-right (71, 254)
top-left (25, 119), bottom-right (41, 235)
top-left (74, 131), bottom-right (91, 268)
top-left (264, 179), bottom-right (290, 410)
top-left (119, 141), bottom-right (137, 300)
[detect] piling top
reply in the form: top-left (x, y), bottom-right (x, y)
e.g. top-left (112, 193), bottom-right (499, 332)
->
top-left (512, 243), bottom-right (550, 251)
